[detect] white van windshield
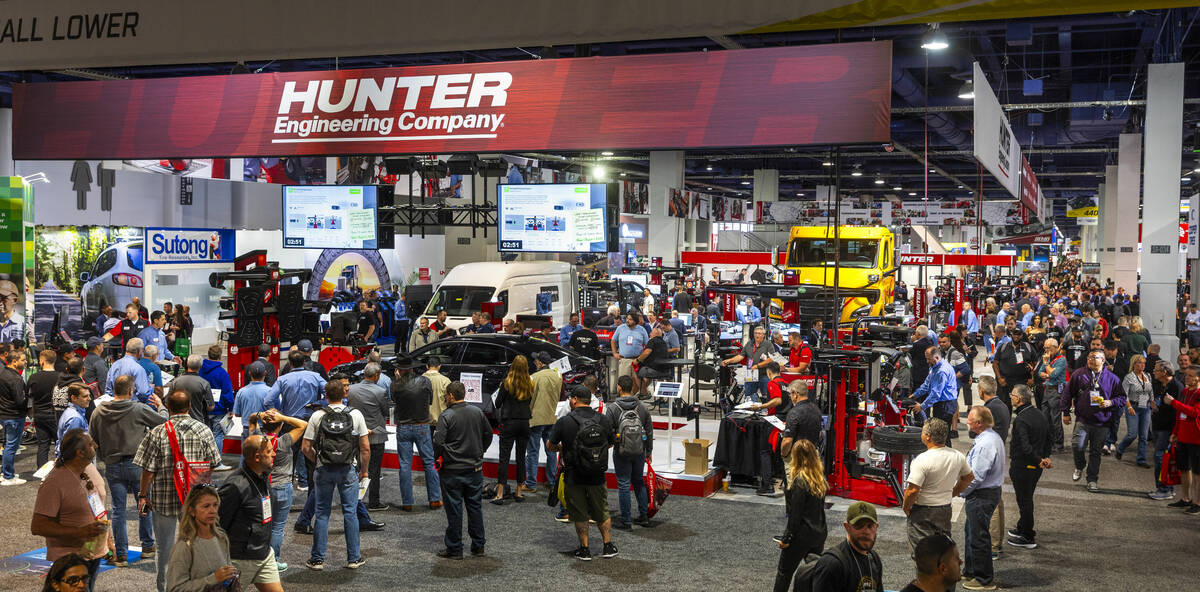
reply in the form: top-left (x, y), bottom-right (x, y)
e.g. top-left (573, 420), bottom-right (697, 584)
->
top-left (425, 285), bottom-right (497, 317)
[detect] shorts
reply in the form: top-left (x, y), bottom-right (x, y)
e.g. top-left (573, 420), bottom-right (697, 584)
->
top-left (617, 358), bottom-right (636, 379)
top-left (231, 548), bottom-right (280, 584)
top-left (563, 484), bottom-right (610, 524)
top-left (637, 366), bottom-right (669, 380)
top-left (1176, 442), bottom-right (1200, 473)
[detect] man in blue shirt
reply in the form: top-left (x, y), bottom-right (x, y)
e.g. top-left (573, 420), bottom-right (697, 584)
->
top-left (199, 344), bottom-right (235, 461)
top-left (266, 349), bottom-right (328, 420)
top-left (138, 344), bottom-right (164, 398)
top-left (737, 297), bottom-right (762, 324)
top-left (996, 302), bottom-right (1011, 328)
top-left (558, 313), bottom-right (582, 347)
top-left (94, 304), bottom-right (113, 338)
top-left (232, 362), bottom-right (271, 431)
top-left (55, 383), bottom-right (91, 455)
top-left (961, 405), bottom-right (1006, 590)
top-left (104, 338), bottom-right (153, 403)
top-left (912, 347), bottom-right (959, 425)
top-left (137, 311), bottom-right (178, 363)
top-left (393, 292), bottom-right (410, 352)
top-left (611, 313), bottom-right (649, 387)
top-left (1018, 304), bottom-right (1034, 331)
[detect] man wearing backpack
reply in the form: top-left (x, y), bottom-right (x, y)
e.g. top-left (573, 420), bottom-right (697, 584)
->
top-left (548, 385), bottom-right (617, 561)
top-left (605, 375), bottom-right (653, 530)
top-left (299, 379), bottom-right (370, 571)
top-left (796, 501), bottom-right (884, 592)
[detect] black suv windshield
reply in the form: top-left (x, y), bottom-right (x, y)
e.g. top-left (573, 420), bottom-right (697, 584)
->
top-left (425, 285), bottom-right (496, 317)
top-left (787, 238), bottom-right (879, 269)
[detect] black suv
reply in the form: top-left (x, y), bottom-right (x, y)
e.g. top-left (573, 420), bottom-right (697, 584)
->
top-left (331, 334), bottom-right (603, 416)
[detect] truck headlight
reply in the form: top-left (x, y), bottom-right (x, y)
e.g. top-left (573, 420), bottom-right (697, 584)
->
top-left (851, 305), bottom-right (872, 318)
top-left (868, 274), bottom-right (880, 284)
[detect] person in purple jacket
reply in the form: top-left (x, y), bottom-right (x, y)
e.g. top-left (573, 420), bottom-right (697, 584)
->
top-left (1062, 349), bottom-right (1127, 492)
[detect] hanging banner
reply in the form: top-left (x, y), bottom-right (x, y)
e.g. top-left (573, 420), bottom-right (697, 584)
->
top-left (13, 42), bottom-right (893, 159)
top-left (1189, 198), bottom-right (1199, 260)
top-left (144, 228), bottom-right (236, 264)
top-left (1066, 195), bottom-right (1099, 226)
top-left (972, 63), bottom-right (1022, 199)
top-left (757, 196), bottom-right (892, 226)
top-left (0, 179), bottom-right (33, 343)
top-left (1019, 156), bottom-right (1039, 215)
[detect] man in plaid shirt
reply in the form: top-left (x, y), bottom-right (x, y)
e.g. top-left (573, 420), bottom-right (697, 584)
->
top-left (135, 389), bottom-right (220, 592)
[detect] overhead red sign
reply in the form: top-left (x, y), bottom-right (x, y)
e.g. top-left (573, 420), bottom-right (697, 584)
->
top-left (1019, 156), bottom-right (1039, 214)
top-left (12, 42), bottom-right (892, 159)
top-left (900, 253), bottom-right (1016, 266)
top-left (680, 251), bottom-right (785, 266)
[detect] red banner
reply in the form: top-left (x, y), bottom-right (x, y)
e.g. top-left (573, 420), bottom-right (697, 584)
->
top-left (13, 43), bottom-right (892, 159)
top-left (899, 253), bottom-right (1015, 266)
top-left (1019, 156), bottom-right (1039, 214)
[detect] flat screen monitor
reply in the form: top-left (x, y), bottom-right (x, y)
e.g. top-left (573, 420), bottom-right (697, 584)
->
top-left (678, 312), bottom-right (693, 327)
top-left (282, 185), bottom-right (378, 249)
top-left (497, 183), bottom-right (609, 253)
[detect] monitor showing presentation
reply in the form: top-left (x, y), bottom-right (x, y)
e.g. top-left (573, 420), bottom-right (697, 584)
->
top-left (282, 185), bottom-right (378, 249)
top-left (497, 184), bottom-right (609, 253)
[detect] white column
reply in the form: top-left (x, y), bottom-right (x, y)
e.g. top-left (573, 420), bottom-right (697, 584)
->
top-left (229, 158), bottom-right (244, 182)
top-left (325, 157), bottom-right (338, 185)
top-left (0, 108), bottom-right (12, 177)
top-left (1113, 133), bottom-right (1142, 292)
top-left (1140, 63), bottom-right (1185, 359)
top-left (648, 151), bottom-right (684, 265)
top-left (1100, 167), bottom-right (1119, 283)
top-left (162, 175), bottom-right (183, 227)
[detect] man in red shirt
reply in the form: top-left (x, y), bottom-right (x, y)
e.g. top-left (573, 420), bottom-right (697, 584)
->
top-left (782, 332), bottom-right (812, 383)
top-left (1164, 368), bottom-right (1200, 514)
top-left (751, 362), bottom-right (790, 416)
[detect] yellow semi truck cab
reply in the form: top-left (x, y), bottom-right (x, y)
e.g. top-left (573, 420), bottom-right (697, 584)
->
top-left (783, 225), bottom-right (897, 323)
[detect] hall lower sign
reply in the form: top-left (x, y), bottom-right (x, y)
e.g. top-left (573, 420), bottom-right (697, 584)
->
top-left (12, 42), bottom-right (892, 159)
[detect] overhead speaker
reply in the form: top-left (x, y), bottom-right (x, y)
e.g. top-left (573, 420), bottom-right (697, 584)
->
top-left (403, 285), bottom-right (433, 320)
top-left (419, 162), bottom-right (449, 179)
top-left (384, 157), bottom-right (417, 175)
top-left (446, 155), bottom-right (479, 175)
top-left (478, 161), bottom-right (508, 177)
top-left (377, 224), bottom-right (395, 250)
top-left (276, 284), bottom-right (303, 343)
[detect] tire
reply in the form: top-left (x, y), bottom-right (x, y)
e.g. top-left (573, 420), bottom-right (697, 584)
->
top-left (871, 425), bottom-right (926, 455)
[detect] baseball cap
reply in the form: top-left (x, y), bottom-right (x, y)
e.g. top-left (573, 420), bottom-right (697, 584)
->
top-left (534, 351), bottom-right (554, 365)
top-left (297, 339), bottom-right (314, 352)
top-left (86, 337), bottom-right (104, 349)
top-left (845, 501), bottom-right (878, 526)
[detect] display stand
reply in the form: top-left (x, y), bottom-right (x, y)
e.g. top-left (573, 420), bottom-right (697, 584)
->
top-left (653, 381), bottom-right (683, 473)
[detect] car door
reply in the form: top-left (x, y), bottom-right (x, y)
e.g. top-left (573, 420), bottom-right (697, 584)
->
top-left (409, 341), bottom-right (465, 372)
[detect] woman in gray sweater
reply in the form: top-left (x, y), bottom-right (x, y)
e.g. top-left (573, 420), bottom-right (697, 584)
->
top-left (167, 485), bottom-right (237, 592)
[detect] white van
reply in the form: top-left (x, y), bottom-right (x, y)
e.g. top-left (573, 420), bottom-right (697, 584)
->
top-left (422, 261), bottom-right (578, 331)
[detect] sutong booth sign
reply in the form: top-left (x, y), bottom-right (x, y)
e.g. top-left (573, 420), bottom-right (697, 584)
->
top-left (12, 42), bottom-right (893, 159)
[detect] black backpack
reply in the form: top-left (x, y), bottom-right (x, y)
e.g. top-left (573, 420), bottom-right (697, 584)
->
top-left (792, 543), bottom-right (862, 592)
top-left (315, 406), bottom-right (358, 466)
top-left (571, 413), bottom-right (609, 473)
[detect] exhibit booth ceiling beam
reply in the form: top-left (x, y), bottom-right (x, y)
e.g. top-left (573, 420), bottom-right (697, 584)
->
top-left (0, 0), bottom-right (1194, 70)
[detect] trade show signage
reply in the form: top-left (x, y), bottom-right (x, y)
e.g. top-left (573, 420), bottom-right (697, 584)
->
top-left (12, 42), bottom-right (893, 159)
top-left (972, 63), bottom-right (1023, 200)
top-left (144, 227), bottom-right (235, 264)
top-left (899, 253), bottom-right (1015, 266)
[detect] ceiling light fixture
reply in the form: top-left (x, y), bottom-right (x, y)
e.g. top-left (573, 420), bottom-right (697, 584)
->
top-left (893, 185), bottom-right (903, 191)
top-left (706, 165), bottom-right (713, 171)
top-left (741, 181), bottom-right (751, 185)
top-left (957, 80), bottom-right (974, 100)
top-left (874, 175), bottom-right (885, 185)
top-left (908, 192), bottom-right (918, 196)
top-left (920, 24), bottom-right (949, 51)
top-left (591, 165), bottom-right (607, 179)
top-left (601, 151), bottom-right (614, 156)
top-left (822, 161), bottom-right (834, 167)
top-left (851, 165), bottom-right (863, 177)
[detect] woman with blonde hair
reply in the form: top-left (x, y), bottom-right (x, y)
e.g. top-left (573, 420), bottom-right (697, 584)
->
top-left (492, 354), bottom-right (534, 504)
top-left (772, 439), bottom-right (828, 592)
top-left (1117, 354), bottom-right (1154, 466)
top-left (1123, 316), bottom-right (1149, 359)
top-left (166, 485), bottom-right (238, 592)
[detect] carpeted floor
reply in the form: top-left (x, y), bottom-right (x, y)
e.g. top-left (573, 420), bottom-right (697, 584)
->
top-left (0, 434), bottom-right (1195, 591)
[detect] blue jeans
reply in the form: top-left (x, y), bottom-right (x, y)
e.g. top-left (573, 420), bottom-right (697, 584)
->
top-left (396, 424), bottom-right (440, 505)
top-left (296, 483), bottom-right (371, 527)
top-left (104, 459), bottom-right (154, 559)
top-left (963, 487), bottom-right (1001, 586)
top-left (270, 483), bottom-right (293, 561)
top-left (310, 465), bottom-right (361, 563)
top-left (210, 417), bottom-right (226, 459)
top-left (440, 470), bottom-right (485, 555)
top-left (525, 424), bottom-right (558, 489)
top-left (1, 418), bottom-right (21, 479)
top-left (151, 511), bottom-right (177, 592)
top-left (1117, 406), bottom-right (1152, 463)
top-left (744, 376), bottom-right (768, 403)
top-left (613, 453), bottom-right (649, 525)
top-left (1154, 430), bottom-right (1175, 492)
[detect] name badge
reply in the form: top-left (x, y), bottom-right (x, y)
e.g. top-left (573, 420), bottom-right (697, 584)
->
top-left (626, 335), bottom-right (634, 346)
top-left (1015, 352), bottom-right (1024, 364)
top-left (261, 496), bottom-right (273, 524)
top-left (87, 491), bottom-right (107, 520)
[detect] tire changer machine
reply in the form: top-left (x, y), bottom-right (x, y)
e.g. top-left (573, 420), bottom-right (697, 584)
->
top-left (708, 277), bottom-right (924, 507)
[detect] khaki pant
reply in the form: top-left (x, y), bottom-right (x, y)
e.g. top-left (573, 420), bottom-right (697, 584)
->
top-left (988, 497), bottom-right (1005, 551)
top-left (610, 357), bottom-right (635, 395)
